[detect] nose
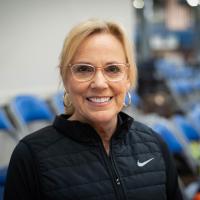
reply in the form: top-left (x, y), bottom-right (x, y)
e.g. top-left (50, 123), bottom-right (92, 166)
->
top-left (90, 69), bottom-right (108, 89)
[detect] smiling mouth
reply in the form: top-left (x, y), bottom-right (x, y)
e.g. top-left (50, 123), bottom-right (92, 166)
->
top-left (86, 97), bottom-right (112, 103)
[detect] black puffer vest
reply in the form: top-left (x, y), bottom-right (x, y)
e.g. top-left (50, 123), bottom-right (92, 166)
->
top-left (22, 112), bottom-right (166, 200)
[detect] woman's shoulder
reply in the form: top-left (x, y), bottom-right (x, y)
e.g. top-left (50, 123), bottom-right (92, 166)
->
top-left (130, 119), bottom-right (159, 140)
top-left (22, 125), bottom-right (58, 140)
top-left (132, 120), bottom-right (154, 133)
top-left (128, 119), bottom-right (167, 148)
top-left (20, 125), bottom-right (64, 152)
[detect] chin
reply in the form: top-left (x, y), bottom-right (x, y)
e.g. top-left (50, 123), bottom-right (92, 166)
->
top-left (88, 110), bottom-right (118, 124)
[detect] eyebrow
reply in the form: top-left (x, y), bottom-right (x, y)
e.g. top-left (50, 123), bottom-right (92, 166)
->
top-left (72, 61), bottom-right (125, 66)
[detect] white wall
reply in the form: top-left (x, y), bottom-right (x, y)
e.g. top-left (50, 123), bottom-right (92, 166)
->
top-left (0, 0), bottom-right (134, 103)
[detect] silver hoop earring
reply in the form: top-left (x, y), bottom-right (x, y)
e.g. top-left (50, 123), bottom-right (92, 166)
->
top-left (123, 91), bottom-right (131, 107)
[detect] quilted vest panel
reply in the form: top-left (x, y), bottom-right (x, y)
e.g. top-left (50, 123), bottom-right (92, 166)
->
top-left (25, 121), bottom-right (166, 200)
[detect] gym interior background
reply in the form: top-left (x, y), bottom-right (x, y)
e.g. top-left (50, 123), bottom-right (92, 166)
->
top-left (1, 0), bottom-right (200, 199)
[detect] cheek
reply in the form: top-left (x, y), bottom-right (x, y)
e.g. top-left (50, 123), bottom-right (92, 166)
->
top-left (69, 86), bottom-right (83, 100)
top-left (67, 81), bottom-right (88, 102)
top-left (65, 76), bottom-right (79, 94)
top-left (120, 80), bottom-right (130, 102)
top-left (114, 83), bottom-right (128, 102)
top-left (119, 79), bottom-right (130, 93)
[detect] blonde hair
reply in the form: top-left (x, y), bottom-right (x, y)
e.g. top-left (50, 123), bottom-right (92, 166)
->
top-left (59, 18), bottom-right (137, 114)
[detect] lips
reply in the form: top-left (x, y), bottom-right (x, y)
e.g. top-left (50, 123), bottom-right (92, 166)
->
top-left (87, 97), bottom-right (112, 103)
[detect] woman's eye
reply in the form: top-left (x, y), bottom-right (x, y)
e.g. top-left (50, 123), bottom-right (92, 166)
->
top-left (106, 65), bottom-right (121, 73)
top-left (75, 65), bottom-right (93, 73)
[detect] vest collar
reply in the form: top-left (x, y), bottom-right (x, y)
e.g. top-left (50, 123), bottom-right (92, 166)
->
top-left (53, 111), bottom-right (133, 144)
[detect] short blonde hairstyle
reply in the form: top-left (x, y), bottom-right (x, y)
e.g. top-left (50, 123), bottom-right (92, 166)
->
top-left (59, 18), bottom-right (137, 114)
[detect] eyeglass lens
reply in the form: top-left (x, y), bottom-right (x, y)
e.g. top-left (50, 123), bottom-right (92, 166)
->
top-left (71, 64), bottom-right (127, 82)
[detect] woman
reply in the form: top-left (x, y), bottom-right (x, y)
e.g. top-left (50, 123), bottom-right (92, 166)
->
top-left (4, 19), bottom-right (183, 200)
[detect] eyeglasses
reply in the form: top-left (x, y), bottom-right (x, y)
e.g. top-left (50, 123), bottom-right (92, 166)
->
top-left (69, 63), bottom-right (129, 82)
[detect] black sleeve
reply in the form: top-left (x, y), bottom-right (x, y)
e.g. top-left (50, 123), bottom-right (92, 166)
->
top-left (155, 134), bottom-right (183, 200)
top-left (4, 141), bottom-right (41, 200)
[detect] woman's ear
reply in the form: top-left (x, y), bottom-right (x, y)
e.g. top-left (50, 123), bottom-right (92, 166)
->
top-left (63, 78), bottom-right (69, 93)
top-left (63, 84), bottom-right (68, 93)
top-left (126, 79), bottom-right (131, 91)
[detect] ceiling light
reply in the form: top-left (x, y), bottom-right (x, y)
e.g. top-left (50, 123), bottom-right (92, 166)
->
top-left (133, 0), bottom-right (144, 9)
top-left (186, 0), bottom-right (199, 6)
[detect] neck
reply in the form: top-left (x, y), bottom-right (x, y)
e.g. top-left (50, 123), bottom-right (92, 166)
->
top-left (93, 117), bottom-right (118, 155)
top-left (68, 114), bottom-right (118, 154)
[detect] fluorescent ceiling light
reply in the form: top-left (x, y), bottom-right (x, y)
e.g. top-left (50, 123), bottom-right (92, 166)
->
top-left (186, 0), bottom-right (199, 6)
top-left (133, 0), bottom-right (144, 9)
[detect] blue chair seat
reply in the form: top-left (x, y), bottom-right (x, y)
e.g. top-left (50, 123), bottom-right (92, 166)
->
top-left (51, 91), bottom-right (64, 114)
top-left (10, 95), bottom-right (54, 125)
top-left (153, 123), bottom-right (183, 154)
top-left (0, 167), bottom-right (7, 186)
top-left (173, 114), bottom-right (200, 141)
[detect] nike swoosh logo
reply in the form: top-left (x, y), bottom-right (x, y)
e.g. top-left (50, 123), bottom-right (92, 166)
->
top-left (137, 158), bottom-right (154, 167)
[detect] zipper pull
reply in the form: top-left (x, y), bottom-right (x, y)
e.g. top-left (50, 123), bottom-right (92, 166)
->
top-left (116, 178), bottom-right (121, 185)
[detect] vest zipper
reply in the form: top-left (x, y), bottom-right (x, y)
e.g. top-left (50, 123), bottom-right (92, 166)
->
top-left (98, 140), bottom-right (126, 200)
top-left (110, 141), bottom-right (127, 200)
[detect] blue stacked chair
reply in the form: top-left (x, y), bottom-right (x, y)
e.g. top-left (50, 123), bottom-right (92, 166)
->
top-left (172, 114), bottom-right (200, 164)
top-left (50, 91), bottom-right (64, 115)
top-left (153, 123), bottom-right (183, 154)
top-left (172, 114), bottom-right (200, 141)
top-left (0, 108), bottom-right (18, 200)
top-left (155, 58), bottom-right (194, 80)
top-left (0, 167), bottom-right (7, 200)
top-left (8, 94), bottom-right (55, 138)
top-left (187, 105), bottom-right (200, 135)
top-left (152, 121), bottom-right (198, 175)
top-left (155, 58), bottom-right (200, 114)
top-left (0, 108), bottom-right (15, 135)
top-left (0, 108), bottom-right (17, 166)
top-left (193, 78), bottom-right (200, 91)
top-left (167, 79), bottom-right (197, 112)
top-left (131, 90), bottom-right (141, 107)
top-left (168, 80), bottom-right (194, 96)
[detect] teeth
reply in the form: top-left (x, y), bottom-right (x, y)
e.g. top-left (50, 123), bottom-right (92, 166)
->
top-left (88, 97), bottom-right (111, 103)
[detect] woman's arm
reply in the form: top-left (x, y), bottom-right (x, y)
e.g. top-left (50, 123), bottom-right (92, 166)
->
top-left (155, 134), bottom-right (183, 200)
top-left (4, 141), bottom-right (41, 200)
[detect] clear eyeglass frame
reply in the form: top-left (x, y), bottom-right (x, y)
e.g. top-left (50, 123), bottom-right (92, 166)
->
top-left (69, 63), bottom-right (129, 82)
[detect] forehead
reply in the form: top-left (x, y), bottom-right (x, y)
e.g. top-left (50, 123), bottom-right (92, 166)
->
top-left (82, 32), bottom-right (122, 49)
top-left (72, 33), bottom-right (126, 63)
